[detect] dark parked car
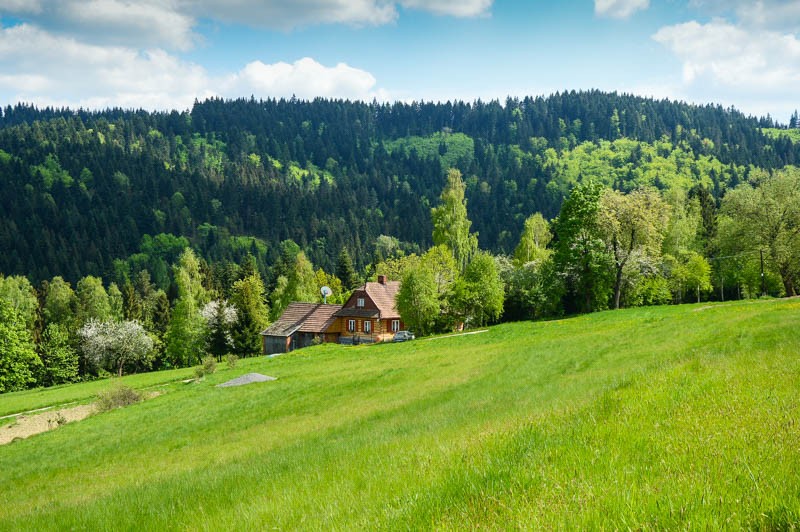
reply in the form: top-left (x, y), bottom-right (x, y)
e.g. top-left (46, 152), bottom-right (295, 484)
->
top-left (393, 330), bottom-right (415, 342)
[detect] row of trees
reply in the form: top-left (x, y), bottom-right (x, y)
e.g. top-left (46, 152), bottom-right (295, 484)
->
top-left (2, 165), bottom-right (798, 393)
top-left (0, 237), bottom-right (375, 393)
top-left (389, 165), bottom-right (800, 334)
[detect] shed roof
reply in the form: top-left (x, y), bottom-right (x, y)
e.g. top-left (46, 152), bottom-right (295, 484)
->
top-left (260, 302), bottom-right (343, 337)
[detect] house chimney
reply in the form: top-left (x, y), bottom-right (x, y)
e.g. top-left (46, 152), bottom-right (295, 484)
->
top-left (378, 275), bottom-right (387, 285)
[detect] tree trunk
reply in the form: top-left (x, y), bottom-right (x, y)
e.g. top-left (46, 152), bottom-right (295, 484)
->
top-left (613, 265), bottom-right (623, 310)
top-left (779, 264), bottom-right (797, 296)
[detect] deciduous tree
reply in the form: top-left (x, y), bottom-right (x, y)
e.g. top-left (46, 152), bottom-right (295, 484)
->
top-left (431, 168), bottom-right (479, 271)
top-left (0, 299), bottom-right (41, 392)
top-left (551, 181), bottom-right (613, 313)
top-left (79, 319), bottom-right (154, 377)
top-left (451, 252), bottom-right (504, 327)
top-left (598, 188), bottom-right (670, 309)
top-left (396, 267), bottom-right (439, 336)
top-left (720, 168), bottom-right (800, 296)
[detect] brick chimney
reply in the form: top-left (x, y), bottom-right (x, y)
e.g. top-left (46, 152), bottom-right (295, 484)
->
top-left (377, 275), bottom-right (387, 285)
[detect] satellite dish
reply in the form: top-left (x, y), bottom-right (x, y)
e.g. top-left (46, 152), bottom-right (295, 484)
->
top-left (321, 285), bottom-right (332, 303)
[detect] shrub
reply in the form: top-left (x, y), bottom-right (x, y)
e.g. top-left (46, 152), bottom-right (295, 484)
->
top-left (202, 356), bottom-right (217, 374)
top-left (225, 354), bottom-right (238, 369)
top-left (96, 385), bottom-right (142, 412)
top-left (194, 356), bottom-right (218, 380)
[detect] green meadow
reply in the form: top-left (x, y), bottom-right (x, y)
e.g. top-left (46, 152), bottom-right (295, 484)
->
top-left (1, 299), bottom-right (799, 529)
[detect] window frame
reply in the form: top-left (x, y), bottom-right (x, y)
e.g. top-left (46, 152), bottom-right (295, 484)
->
top-left (364, 320), bottom-right (371, 334)
top-left (391, 319), bottom-right (400, 332)
top-left (348, 319), bottom-right (356, 332)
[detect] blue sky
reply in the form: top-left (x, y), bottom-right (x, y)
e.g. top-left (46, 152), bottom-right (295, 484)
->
top-left (0, 0), bottom-right (798, 122)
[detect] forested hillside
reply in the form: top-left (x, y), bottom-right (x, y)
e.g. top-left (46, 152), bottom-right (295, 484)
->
top-left (0, 91), bottom-right (797, 283)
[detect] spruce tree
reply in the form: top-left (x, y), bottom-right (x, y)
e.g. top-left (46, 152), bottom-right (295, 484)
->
top-left (336, 248), bottom-right (359, 291)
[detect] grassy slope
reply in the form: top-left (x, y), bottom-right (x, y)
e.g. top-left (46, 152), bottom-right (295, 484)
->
top-left (1, 299), bottom-right (799, 529)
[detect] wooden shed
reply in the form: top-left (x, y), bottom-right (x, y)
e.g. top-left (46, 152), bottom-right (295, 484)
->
top-left (260, 302), bottom-right (343, 354)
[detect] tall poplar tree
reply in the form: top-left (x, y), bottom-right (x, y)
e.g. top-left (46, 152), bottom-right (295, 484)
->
top-left (514, 213), bottom-right (552, 265)
top-left (431, 168), bottom-right (478, 272)
top-left (165, 249), bottom-right (209, 367)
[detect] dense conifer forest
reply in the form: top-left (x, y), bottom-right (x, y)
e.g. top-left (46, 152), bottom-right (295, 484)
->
top-left (0, 91), bottom-right (796, 283)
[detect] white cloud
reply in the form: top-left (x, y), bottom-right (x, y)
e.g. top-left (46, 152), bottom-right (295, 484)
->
top-left (221, 57), bottom-right (389, 102)
top-left (191, 0), bottom-right (491, 29)
top-left (653, 19), bottom-right (800, 88)
top-left (1, 0), bottom-right (494, 49)
top-left (399, 0), bottom-right (492, 17)
top-left (653, 18), bottom-right (800, 119)
top-left (0, 25), bottom-right (388, 110)
top-left (594, 0), bottom-right (649, 19)
top-left (189, 0), bottom-right (398, 30)
top-left (60, 0), bottom-right (196, 50)
top-left (734, 1), bottom-right (800, 33)
top-left (0, 24), bottom-right (213, 110)
top-left (0, 1), bottom-right (195, 49)
top-left (0, 0), bottom-right (42, 13)
top-left (689, 0), bottom-right (800, 32)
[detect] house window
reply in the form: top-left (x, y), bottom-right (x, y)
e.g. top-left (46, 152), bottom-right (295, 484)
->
top-left (391, 319), bottom-right (400, 332)
top-left (364, 320), bottom-right (371, 334)
top-left (356, 297), bottom-right (365, 308)
top-left (348, 319), bottom-right (356, 332)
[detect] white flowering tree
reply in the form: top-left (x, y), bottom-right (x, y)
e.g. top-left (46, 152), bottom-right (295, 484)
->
top-left (201, 299), bottom-right (238, 361)
top-left (79, 319), bottom-right (154, 377)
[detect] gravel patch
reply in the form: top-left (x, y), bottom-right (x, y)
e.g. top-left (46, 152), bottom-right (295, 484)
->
top-left (1, 404), bottom-right (95, 445)
top-left (217, 373), bottom-right (277, 388)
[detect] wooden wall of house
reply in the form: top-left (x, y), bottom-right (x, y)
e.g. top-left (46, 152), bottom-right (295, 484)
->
top-left (337, 318), bottom-right (404, 344)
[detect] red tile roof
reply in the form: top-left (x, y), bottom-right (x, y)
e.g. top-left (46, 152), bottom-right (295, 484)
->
top-left (260, 302), bottom-right (343, 337)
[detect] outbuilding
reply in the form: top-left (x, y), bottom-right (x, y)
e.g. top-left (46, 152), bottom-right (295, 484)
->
top-left (260, 302), bottom-right (343, 354)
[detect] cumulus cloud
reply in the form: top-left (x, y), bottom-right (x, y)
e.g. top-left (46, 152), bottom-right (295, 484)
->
top-left (221, 57), bottom-right (388, 102)
top-left (0, 0), bottom-right (42, 13)
top-left (189, 0), bottom-right (397, 30)
top-left (594, 0), bottom-right (649, 19)
top-left (398, 0), bottom-right (492, 18)
top-left (689, 0), bottom-right (800, 32)
top-left (0, 0), bottom-right (195, 50)
top-left (0, 24), bottom-right (211, 110)
top-left (0, 0), bottom-right (494, 48)
top-left (191, 0), bottom-right (491, 29)
top-left (59, 0), bottom-right (196, 50)
top-left (653, 18), bottom-right (800, 119)
top-left (0, 25), bottom-right (388, 110)
top-left (653, 19), bottom-right (800, 88)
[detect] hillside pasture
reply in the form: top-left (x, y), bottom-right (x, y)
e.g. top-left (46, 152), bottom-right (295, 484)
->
top-left (0, 299), bottom-right (798, 529)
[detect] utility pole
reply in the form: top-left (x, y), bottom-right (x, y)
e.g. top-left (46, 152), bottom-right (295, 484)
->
top-left (760, 249), bottom-right (766, 296)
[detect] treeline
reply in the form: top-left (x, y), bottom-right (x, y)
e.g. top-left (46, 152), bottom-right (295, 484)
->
top-left (1, 93), bottom-right (798, 284)
top-left (2, 164), bottom-right (798, 393)
top-left (389, 165), bottom-right (800, 332)
top-left (0, 240), bottom-right (367, 392)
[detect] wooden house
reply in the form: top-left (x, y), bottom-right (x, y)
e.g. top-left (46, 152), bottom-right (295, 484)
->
top-left (333, 275), bottom-right (405, 345)
top-left (260, 302), bottom-right (342, 354)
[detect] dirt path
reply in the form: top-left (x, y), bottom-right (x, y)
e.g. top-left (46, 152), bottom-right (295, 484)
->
top-left (0, 404), bottom-right (96, 445)
top-left (423, 329), bottom-right (489, 341)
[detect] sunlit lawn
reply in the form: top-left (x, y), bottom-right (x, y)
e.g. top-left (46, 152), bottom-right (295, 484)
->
top-left (1, 298), bottom-right (798, 529)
